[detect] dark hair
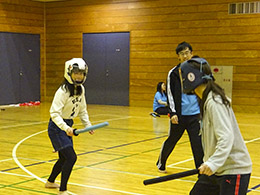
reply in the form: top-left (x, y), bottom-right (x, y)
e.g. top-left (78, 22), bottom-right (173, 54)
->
top-left (156, 82), bottom-right (166, 96)
top-left (189, 61), bottom-right (230, 116)
top-left (176, 41), bottom-right (193, 54)
top-left (60, 79), bottom-right (83, 97)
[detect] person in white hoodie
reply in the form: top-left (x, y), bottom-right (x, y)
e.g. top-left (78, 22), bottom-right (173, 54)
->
top-left (179, 57), bottom-right (252, 195)
top-left (45, 58), bottom-right (93, 195)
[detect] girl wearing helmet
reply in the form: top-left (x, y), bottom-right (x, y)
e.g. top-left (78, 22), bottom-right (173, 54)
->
top-left (45, 58), bottom-right (93, 195)
top-left (180, 58), bottom-right (252, 195)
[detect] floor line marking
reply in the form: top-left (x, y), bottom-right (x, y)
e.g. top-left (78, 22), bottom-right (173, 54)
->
top-left (68, 181), bottom-right (145, 195)
top-left (248, 184), bottom-right (260, 193)
top-left (1, 121), bottom-right (47, 129)
top-left (11, 116), bottom-right (140, 195)
top-left (251, 176), bottom-right (260, 180)
top-left (12, 129), bottom-right (77, 195)
top-left (10, 115), bottom-right (260, 195)
top-left (0, 115), bottom-right (132, 130)
top-left (245, 137), bottom-right (260, 144)
top-left (167, 158), bottom-right (193, 168)
top-left (0, 158), bottom-right (13, 163)
top-left (0, 171), bottom-right (35, 178)
top-left (167, 137), bottom-right (260, 168)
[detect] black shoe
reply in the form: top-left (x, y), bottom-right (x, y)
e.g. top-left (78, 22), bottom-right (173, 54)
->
top-left (156, 161), bottom-right (166, 173)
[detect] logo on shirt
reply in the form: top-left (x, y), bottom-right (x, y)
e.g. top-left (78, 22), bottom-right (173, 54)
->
top-left (70, 97), bottom-right (82, 117)
top-left (72, 97), bottom-right (82, 104)
top-left (187, 72), bottom-right (195, 82)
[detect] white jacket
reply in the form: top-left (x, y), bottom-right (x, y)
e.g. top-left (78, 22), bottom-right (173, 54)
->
top-left (50, 85), bottom-right (91, 131)
top-left (201, 91), bottom-right (252, 176)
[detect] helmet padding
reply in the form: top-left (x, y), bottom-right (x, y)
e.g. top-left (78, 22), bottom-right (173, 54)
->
top-left (64, 58), bottom-right (88, 85)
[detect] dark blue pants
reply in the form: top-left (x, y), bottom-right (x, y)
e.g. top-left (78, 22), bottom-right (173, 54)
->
top-left (48, 118), bottom-right (74, 151)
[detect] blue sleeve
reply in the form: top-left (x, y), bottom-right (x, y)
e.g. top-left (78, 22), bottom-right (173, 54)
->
top-left (153, 92), bottom-right (165, 111)
top-left (154, 92), bottom-right (161, 101)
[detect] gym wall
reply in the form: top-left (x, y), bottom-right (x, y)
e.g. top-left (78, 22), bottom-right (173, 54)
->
top-left (1, 0), bottom-right (260, 113)
top-left (0, 0), bottom-right (45, 100)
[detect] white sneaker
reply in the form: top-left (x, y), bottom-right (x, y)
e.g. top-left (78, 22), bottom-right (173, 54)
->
top-left (45, 181), bottom-right (60, 188)
top-left (58, 191), bottom-right (69, 195)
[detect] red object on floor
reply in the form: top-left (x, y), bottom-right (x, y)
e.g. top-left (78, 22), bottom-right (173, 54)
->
top-left (19, 101), bottom-right (41, 106)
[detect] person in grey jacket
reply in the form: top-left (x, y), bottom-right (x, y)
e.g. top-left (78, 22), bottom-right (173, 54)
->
top-left (179, 57), bottom-right (252, 195)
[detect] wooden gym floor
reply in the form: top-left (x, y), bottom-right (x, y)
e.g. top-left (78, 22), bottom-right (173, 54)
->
top-left (0, 103), bottom-right (259, 195)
